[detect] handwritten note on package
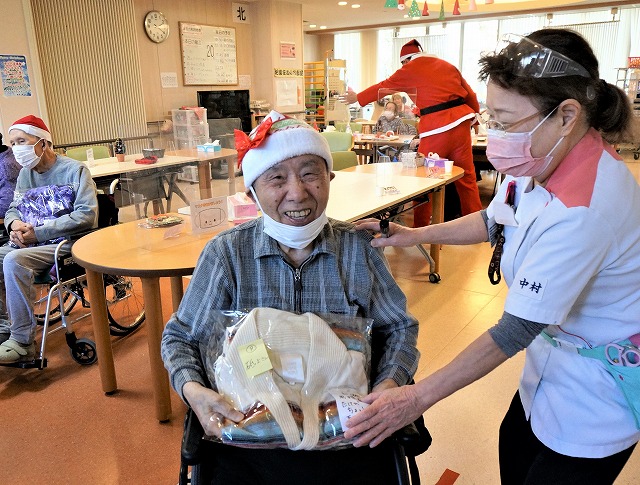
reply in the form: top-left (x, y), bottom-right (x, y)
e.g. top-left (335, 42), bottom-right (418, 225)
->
top-left (330, 390), bottom-right (370, 431)
top-left (190, 196), bottom-right (227, 234)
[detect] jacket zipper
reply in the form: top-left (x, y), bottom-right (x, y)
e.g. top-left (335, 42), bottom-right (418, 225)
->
top-left (283, 257), bottom-right (311, 313)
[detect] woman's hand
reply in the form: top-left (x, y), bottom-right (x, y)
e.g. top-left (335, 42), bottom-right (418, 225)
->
top-left (183, 381), bottom-right (244, 438)
top-left (354, 218), bottom-right (420, 248)
top-left (344, 384), bottom-right (426, 448)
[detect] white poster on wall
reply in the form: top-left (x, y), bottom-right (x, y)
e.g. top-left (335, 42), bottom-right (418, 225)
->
top-left (276, 79), bottom-right (298, 107)
top-left (160, 72), bottom-right (178, 88)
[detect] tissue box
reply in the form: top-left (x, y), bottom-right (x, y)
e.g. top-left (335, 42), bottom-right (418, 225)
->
top-left (227, 192), bottom-right (258, 222)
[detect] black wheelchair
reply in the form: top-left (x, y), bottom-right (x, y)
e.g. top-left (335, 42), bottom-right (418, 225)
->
top-left (2, 193), bottom-right (145, 370)
top-left (178, 407), bottom-right (431, 485)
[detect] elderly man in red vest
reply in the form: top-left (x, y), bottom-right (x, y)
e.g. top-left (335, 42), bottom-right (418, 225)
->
top-left (342, 39), bottom-right (482, 226)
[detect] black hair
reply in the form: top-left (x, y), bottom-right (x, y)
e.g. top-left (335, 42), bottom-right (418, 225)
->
top-left (478, 28), bottom-right (634, 144)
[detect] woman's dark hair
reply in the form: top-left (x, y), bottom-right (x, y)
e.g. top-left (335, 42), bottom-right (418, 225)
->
top-left (478, 28), bottom-right (634, 143)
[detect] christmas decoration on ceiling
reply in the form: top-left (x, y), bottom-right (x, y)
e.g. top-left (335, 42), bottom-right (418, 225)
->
top-left (408, 0), bottom-right (422, 17)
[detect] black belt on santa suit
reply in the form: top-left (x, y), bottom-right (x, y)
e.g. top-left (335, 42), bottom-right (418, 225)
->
top-left (419, 97), bottom-right (465, 116)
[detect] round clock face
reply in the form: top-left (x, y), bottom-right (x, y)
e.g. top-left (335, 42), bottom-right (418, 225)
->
top-left (144, 10), bottom-right (169, 43)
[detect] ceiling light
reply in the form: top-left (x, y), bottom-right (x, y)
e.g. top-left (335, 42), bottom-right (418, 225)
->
top-left (338, 1), bottom-right (348, 5)
top-left (352, 3), bottom-right (361, 7)
top-left (309, 24), bottom-right (317, 28)
top-left (320, 25), bottom-right (327, 29)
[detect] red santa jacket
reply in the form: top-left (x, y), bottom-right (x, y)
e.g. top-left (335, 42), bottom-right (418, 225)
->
top-left (357, 54), bottom-right (479, 138)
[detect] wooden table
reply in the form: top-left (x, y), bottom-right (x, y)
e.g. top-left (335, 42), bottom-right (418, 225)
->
top-left (72, 216), bottom-right (233, 421)
top-left (329, 164), bottom-right (464, 279)
top-left (87, 148), bottom-right (237, 200)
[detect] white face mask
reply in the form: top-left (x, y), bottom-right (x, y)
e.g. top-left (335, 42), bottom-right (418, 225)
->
top-left (383, 110), bottom-right (396, 121)
top-left (250, 187), bottom-right (328, 250)
top-left (12, 138), bottom-right (43, 170)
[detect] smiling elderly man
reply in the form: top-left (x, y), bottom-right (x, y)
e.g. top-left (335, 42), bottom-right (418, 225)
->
top-left (161, 111), bottom-right (419, 484)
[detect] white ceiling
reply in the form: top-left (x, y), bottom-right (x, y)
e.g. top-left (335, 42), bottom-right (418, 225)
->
top-left (268, 0), bottom-right (635, 33)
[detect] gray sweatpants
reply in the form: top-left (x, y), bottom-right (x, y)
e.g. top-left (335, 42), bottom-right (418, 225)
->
top-left (0, 242), bottom-right (70, 345)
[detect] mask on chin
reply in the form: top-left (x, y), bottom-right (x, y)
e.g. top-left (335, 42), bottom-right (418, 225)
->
top-left (486, 108), bottom-right (564, 178)
top-left (250, 187), bottom-right (328, 250)
top-left (12, 138), bottom-right (43, 170)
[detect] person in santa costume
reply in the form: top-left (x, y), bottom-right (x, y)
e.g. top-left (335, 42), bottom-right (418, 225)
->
top-left (341, 39), bottom-right (482, 226)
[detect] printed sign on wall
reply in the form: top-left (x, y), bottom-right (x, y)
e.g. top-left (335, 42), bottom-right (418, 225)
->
top-left (0, 55), bottom-right (31, 97)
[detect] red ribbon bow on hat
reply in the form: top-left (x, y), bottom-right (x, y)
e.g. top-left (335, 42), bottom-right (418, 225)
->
top-left (234, 117), bottom-right (274, 169)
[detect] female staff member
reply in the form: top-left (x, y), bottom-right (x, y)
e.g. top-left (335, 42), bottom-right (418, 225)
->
top-left (346, 29), bottom-right (640, 483)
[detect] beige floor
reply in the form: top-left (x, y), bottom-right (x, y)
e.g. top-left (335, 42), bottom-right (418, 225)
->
top-left (0, 152), bottom-right (639, 484)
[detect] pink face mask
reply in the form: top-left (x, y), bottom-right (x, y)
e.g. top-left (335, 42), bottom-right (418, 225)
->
top-left (486, 108), bottom-right (564, 178)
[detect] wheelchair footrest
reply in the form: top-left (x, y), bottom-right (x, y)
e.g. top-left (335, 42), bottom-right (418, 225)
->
top-left (0, 358), bottom-right (47, 369)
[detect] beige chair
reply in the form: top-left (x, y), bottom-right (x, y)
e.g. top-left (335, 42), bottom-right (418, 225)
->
top-left (334, 121), bottom-right (363, 133)
top-left (320, 131), bottom-right (358, 171)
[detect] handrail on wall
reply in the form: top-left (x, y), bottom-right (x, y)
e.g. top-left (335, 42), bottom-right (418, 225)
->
top-left (54, 134), bottom-right (160, 156)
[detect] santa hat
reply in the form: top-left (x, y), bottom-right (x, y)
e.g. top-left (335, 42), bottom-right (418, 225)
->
top-left (8, 115), bottom-right (52, 143)
top-left (235, 110), bottom-right (333, 188)
top-left (400, 39), bottom-right (423, 62)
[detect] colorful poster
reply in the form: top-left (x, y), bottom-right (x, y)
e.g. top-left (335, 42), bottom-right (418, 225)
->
top-left (0, 55), bottom-right (31, 97)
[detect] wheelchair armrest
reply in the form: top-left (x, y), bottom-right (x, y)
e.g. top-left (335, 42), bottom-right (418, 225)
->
top-left (181, 408), bottom-right (206, 465)
top-left (67, 228), bottom-right (97, 242)
top-left (392, 415), bottom-right (432, 458)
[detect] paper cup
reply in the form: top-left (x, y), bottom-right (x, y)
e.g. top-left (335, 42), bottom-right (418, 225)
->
top-left (444, 160), bottom-right (454, 174)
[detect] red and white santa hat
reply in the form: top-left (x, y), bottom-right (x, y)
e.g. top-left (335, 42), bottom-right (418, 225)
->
top-left (8, 115), bottom-right (52, 143)
top-left (235, 110), bottom-right (333, 189)
top-left (399, 39), bottom-right (424, 62)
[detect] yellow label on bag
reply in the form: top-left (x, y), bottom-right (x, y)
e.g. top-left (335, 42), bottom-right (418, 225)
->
top-left (238, 338), bottom-right (273, 378)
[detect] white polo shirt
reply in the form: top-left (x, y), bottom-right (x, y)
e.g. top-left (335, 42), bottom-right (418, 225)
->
top-left (487, 129), bottom-right (640, 457)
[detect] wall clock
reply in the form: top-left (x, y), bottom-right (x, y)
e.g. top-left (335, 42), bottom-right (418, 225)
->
top-left (144, 10), bottom-right (169, 43)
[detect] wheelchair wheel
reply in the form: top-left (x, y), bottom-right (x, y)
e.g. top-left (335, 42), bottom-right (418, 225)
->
top-left (33, 282), bottom-right (79, 325)
top-left (71, 337), bottom-right (97, 365)
top-left (104, 275), bottom-right (145, 336)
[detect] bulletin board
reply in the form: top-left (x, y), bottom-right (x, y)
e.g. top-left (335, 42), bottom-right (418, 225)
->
top-left (179, 22), bottom-right (238, 85)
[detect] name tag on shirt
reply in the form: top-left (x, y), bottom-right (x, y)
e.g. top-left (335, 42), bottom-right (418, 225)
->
top-left (493, 202), bottom-right (518, 226)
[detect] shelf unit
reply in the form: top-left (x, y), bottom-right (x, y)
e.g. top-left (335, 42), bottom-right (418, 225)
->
top-left (172, 108), bottom-right (208, 149)
top-left (303, 59), bottom-right (349, 128)
top-left (616, 67), bottom-right (640, 159)
top-left (304, 61), bottom-right (326, 127)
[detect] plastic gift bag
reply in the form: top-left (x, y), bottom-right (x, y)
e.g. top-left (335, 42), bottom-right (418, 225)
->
top-left (204, 308), bottom-right (373, 450)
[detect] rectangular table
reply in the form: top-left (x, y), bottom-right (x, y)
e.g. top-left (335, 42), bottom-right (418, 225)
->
top-left (87, 148), bottom-right (237, 200)
top-left (331, 164), bottom-right (463, 279)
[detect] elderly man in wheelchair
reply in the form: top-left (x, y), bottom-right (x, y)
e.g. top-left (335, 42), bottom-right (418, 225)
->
top-left (0, 115), bottom-right (98, 365)
top-left (162, 112), bottom-right (429, 484)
